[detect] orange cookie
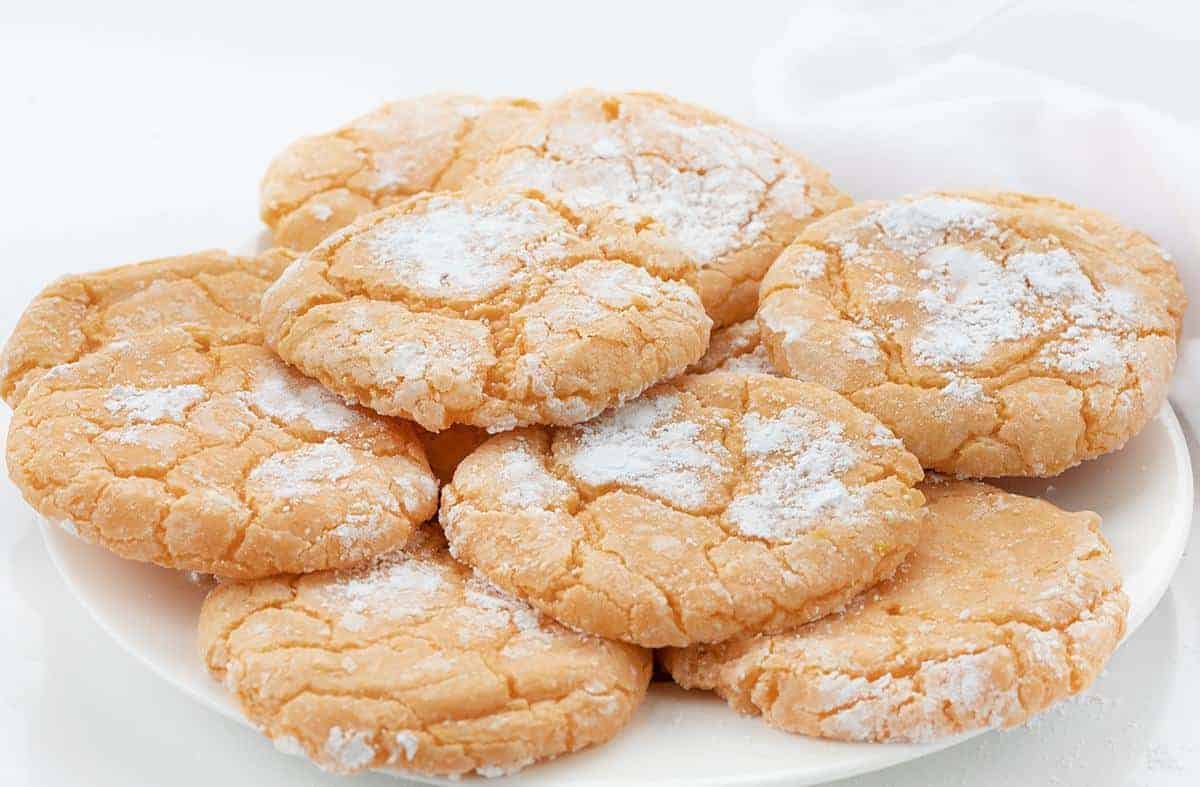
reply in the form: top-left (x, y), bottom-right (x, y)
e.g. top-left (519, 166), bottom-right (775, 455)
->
top-left (4, 253), bottom-right (437, 577)
top-left (441, 372), bottom-right (925, 648)
top-left (200, 526), bottom-right (651, 779)
top-left (261, 190), bottom-right (711, 432)
top-left (260, 93), bottom-right (540, 250)
top-left (759, 191), bottom-right (1185, 476)
top-left (463, 90), bottom-right (851, 326)
top-left (663, 480), bottom-right (1128, 742)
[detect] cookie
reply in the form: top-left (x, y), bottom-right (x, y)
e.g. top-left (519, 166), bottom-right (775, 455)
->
top-left (0, 249), bottom-right (294, 408)
top-left (199, 525), bottom-right (651, 778)
top-left (260, 94), bottom-right (540, 251)
top-left (461, 89), bottom-right (852, 327)
top-left (417, 424), bottom-right (489, 486)
top-left (662, 480), bottom-right (1128, 743)
top-left (260, 189), bottom-right (712, 432)
top-left (758, 191), bottom-right (1186, 477)
top-left (688, 320), bottom-right (774, 375)
top-left (5, 254), bottom-right (437, 578)
top-left (440, 372), bottom-right (926, 648)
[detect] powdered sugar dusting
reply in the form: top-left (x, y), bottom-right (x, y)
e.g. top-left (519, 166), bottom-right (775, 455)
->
top-left (719, 345), bottom-right (775, 374)
top-left (789, 248), bottom-right (829, 279)
top-left (104, 384), bottom-right (206, 423)
top-left (476, 758), bottom-right (534, 779)
top-left (489, 105), bottom-right (808, 265)
top-left (364, 148), bottom-right (420, 192)
top-left (363, 195), bottom-right (565, 300)
top-left (323, 727), bottom-right (375, 772)
top-left (809, 645), bottom-right (1024, 743)
top-left (393, 731), bottom-right (419, 762)
top-left (396, 470), bottom-right (438, 519)
top-left (910, 243), bottom-right (1138, 373)
top-left (1008, 248), bottom-right (1093, 301)
top-left (842, 326), bottom-right (885, 362)
top-left (381, 336), bottom-right (480, 384)
top-left (464, 574), bottom-right (547, 635)
top-left (694, 321), bottom-right (773, 374)
top-left (841, 197), bottom-right (1145, 377)
top-left (561, 261), bottom-right (663, 313)
top-left (868, 196), bottom-right (998, 256)
top-left (1019, 627), bottom-right (1069, 676)
top-left (273, 734), bottom-right (307, 758)
top-left (346, 98), bottom-right (482, 192)
top-left (869, 422), bottom-right (904, 449)
top-left (331, 303), bottom-right (492, 430)
top-left (726, 406), bottom-right (863, 540)
top-left (921, 650), bottom-right (1021, 729)
top-left (497, 439), bottom-right (572, 509)
top-left (1050, 329), bottom-right (1124, 375)
top-left (940, 376), bottom-right (987, 402)
top-left (325, 554), bottom-right (447, 630)
top-left (911, 245), bottom-right (1037, 367)
top-left (520, 260), bottom-right (666, 344)
top-left (248, 440), bottom-right (357, 498)
top-left (1103, 286), bottom-right (1143, 324)
top-left (246, 362), bottom-right (362, 433)
top-left (328, 494), bottom-right (390, 554)
top-left (565, 391), bottom-right (730, 510)
top-left (759, 302), bottom-right (811, 348)
top-left (103, 423), bottom-right (187, 449)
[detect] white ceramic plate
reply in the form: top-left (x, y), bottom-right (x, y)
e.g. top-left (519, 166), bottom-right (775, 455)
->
top-left (42, 404), bottom-right (1193, 787)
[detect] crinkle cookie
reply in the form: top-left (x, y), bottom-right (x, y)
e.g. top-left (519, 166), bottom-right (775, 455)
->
top-left (8, 329), bottom-right (437, 577)
top-left (199, 526), bottom-right (651, 779)
top-left (461, 90), bottom-right (852, 327)
top-left (261, 93), bottom-right (540, 251)
top-left (662, 480), bottom-right (1128, 743)
top-left (5, 253), bottom-right (437, 577)
top-left (440, 372), bottom-right (925, 648)
top-left (689, 320), bottom-right (774, 375)
top-left (260, 189), bottom-right (711, 433)
top-left (758, 191), bottom-right (1186, 477)
top-left (0, 249), bottom-right (294, 408)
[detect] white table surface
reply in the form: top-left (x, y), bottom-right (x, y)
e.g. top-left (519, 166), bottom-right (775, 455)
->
top-left (1, 2), bottom-right (1197, 785)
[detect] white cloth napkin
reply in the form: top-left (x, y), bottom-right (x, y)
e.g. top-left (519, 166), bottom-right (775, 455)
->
top-left (751, 0), bottom-right (1200, 420)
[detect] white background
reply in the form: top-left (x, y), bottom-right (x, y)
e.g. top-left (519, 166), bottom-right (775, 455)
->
top-left (1, 1), bottom-right (1197, 785)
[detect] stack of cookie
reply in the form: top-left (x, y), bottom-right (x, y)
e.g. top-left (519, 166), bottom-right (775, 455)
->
top-left (2, 90), bottom-right (1185, 780)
